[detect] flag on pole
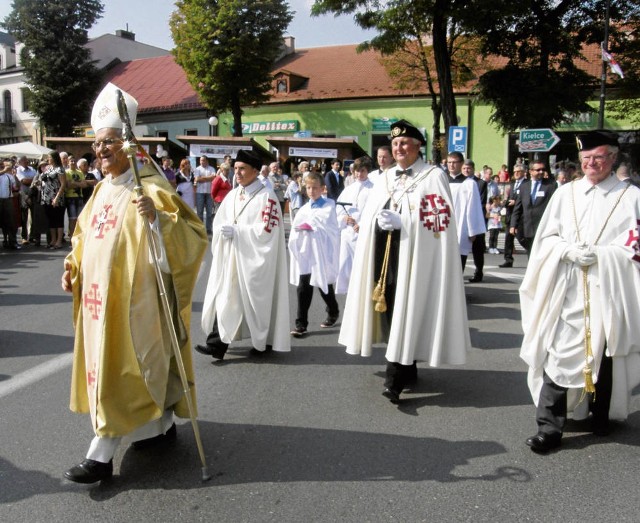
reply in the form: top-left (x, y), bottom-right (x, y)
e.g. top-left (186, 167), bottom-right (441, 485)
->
top-left (601, 42), bottom-right (625, 78)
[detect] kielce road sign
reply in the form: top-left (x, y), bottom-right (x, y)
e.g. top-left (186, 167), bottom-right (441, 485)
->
top-left (518, 128), bottom-right (561, 152)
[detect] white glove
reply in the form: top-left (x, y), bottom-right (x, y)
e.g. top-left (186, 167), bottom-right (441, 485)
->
top-left (376, 209), bottom-right (402, 231)
top-left (220, 224), bottom-right (236, 239)
top-left (562, 245), bottom-right (597, 267)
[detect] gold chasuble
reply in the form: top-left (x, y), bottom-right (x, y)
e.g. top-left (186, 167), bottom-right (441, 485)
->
top-left (66, 166), bottom-right (207, 438)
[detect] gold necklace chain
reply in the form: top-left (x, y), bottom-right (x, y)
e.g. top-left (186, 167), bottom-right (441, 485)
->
top-left (233, 184), bottom-right (265, 224)
top-left (384, 166), bottom-right (437, 210)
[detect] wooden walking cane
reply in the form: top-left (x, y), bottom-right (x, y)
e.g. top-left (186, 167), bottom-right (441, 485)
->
top-left (116, 90), bottom-right (211, 482)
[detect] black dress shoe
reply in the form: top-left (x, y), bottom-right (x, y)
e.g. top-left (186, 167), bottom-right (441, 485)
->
top-left (194, 344), bottom-right (226, 360)
top-left (64, 459), bottom-right (113, 483)
top-left (290, 326), bottom-right (307, 338)
top-left (132, 423), bottom-right (177, 450)
top-left (525, 432), bottom-right (561, 453)
top-left (382, 388), bottom-right (401, 404)
top-left (468, 274), bottom-right (483, 283)
top-left (498, 262), bottom-right (513, 268)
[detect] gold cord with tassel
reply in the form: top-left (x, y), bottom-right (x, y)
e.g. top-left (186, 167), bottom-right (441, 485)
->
top-left (373, 231), bottom-right (393, 312)
top-left (571, 180), bottom-right (628, 401)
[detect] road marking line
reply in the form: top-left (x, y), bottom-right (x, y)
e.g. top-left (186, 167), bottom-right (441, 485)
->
top-left (0, 353), bottom-right (73, 399)
top-left (483, 270), bottom-right (524, 282)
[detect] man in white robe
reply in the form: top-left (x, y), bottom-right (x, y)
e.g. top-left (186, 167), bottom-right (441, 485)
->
top-left (198, 149), bottom-right (290, 360)
top-left (339, 120), bottom-right (470, 403)
top-left (446, 152), bottom-right (486, 270)
top-left (289, 172), bottom-right (340, 336)
top-left (335, 156), bottom-right (374, 294)
top-left (520, 130), bottom-right (640, 453)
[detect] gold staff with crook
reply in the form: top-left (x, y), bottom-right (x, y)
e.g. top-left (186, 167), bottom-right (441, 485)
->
top-left (116, 90), bottom-right (211, 482)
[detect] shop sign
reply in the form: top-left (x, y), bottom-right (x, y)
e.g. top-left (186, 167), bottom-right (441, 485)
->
top-left (190, 144), bottom-right (252, 158)
top-left (242, 120), bottom-right (299, 134)
top-left (289, 147), bottom-right (338, 158)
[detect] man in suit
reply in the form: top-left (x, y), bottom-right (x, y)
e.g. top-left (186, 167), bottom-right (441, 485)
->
top-left (510, 160), bottom-right (556, 256)
top-left (324, 159), bottom-right (344, 201)
top-left (499, 164), bottom-right (527, 267)
top-left (463, 159), bottom-right (487, 283)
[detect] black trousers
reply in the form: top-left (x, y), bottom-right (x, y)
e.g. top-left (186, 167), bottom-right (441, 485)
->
top-left (471, 233), bottom-right (485, 276)
top-left (503, 229), bottom-right (515, 262)
top-left (295, 273), bottom-right (339, 329)
top-left (536, 353), bottom-right (613, 436)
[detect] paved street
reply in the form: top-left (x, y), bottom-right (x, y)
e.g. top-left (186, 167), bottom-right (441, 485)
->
top-left (1, 241), bottom-right (639, 522)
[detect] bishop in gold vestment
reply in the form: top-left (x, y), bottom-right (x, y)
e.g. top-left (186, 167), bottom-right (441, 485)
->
top-left (61, 83), bottom-right (207, 483)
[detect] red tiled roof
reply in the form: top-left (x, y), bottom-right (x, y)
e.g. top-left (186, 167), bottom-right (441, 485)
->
top-left (103, 42), bottom-right (607, 115)
top-left (103, 55), bottom-right (202, 113)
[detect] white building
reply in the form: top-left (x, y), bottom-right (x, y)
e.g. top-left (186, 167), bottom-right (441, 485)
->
top-left (0, 29), bottom-right (168, 146)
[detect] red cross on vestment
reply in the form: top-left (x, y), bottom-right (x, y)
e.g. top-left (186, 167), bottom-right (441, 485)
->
top-left (419, 193), bottom-right (451, 234)
top-left (91, 204), bottom-right (118, 239)
top-left (83, 283), bottom-right (103, 320)
top-left (262, 198), bottom-right (280, 233)
top-left (625, 219), bottom-right (640, 263)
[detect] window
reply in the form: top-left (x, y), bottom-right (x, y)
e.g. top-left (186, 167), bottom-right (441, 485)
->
top-left (21, 88), bottom-right (31, 113)
top-left (156, 131), bottom-right (169, 138)
top-left (184, 128), bottom-right (198, 136)
top-left (3, 90), bottom-right (12, 124)
top-left (276, 79), bottom-right (288, 93)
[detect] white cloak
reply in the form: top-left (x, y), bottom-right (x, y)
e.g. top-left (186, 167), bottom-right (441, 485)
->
top-left (520, 175), bottom-right (640, 419)
top-left (448, 176), bottom-right (486, 256)
top-left (288, 197), bottom-right (340, 294)
top-left (335, 179), bottom-right (374, 294)
top-left (339, 159), bottom-right (470, 366)
top-left (202, 180), bottom-right (290, 352)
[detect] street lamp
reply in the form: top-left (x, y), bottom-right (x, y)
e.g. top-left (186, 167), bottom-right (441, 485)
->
top-left (208, 116), bottom-right (218, 136)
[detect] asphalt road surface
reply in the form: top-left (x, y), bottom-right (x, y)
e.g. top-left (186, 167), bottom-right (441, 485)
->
top-left (1, 241), bottom-right (639, 522)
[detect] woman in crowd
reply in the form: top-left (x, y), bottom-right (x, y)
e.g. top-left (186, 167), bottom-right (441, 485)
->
top-left (175, 158), bottom-right (196, 209)
top-left (40, 151), bottom-right (67, 249)
top-left (211, 161), bottom-right (232, 214)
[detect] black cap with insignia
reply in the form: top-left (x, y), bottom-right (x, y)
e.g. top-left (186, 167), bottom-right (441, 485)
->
top-left (576, 130), bottom-right (619, 151)
top-left (390, 119), bottom-right (426, 145)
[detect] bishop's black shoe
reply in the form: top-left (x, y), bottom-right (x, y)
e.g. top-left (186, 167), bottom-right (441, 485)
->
top-left (249, 345), bottom-right (273, 356)
top-left (64, 459), bottom-right (113, 483)
top-left (525, 432), bottom-right (562, 453)
top-left (498, 262), bottom-right (513, 268)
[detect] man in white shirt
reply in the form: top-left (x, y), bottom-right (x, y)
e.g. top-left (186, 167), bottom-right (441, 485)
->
top-left (368, 145), bottom-right (394, 184)
top-left (194, 155), bottom-right (216, 234)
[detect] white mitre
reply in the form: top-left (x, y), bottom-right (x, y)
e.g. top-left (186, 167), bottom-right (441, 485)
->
top-left (91, 82), bottom-right (138, 133)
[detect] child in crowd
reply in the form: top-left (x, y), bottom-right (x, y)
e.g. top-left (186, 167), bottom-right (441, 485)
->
top-left (288, 172), bottom-right (340, 337)
top-left (487, 195), bottom-right (503, 254)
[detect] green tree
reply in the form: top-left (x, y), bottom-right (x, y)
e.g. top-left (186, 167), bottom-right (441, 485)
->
top-left (311, 0), bottom-right (469, 162)
top-left (464, 0), bottom-right (639, 132)
top-left (607, 11), bottom-right (640, 126)
top-left (170, 0), bottom-right (293, 137)
top-left (2, 0), bottom-right (104, 136)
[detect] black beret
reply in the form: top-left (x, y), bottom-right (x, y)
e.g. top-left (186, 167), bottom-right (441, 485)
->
top-left (235, 149), bottom-right (262, 170)
top-left (576, 130), bottom-right (619, 151)
top-left (390, 119), bottom-right (426, 145)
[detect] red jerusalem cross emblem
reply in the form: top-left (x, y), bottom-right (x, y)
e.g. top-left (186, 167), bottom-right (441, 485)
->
top-left (262, 198), bottom-right (280, 232)
top-left (91, 205), bottom-right (118, 239)
top-left (87, 364), bottom-right (97, 388)
top-left (83, 283), bottom-right (103, 320)
top-left (625, 219), bottom-right (640, 263)
top-left (419, 193), bottom-right (451, 236)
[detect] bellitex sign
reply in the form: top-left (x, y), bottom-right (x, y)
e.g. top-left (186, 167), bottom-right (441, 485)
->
top-left (241, 120), bottom-right (299, 134)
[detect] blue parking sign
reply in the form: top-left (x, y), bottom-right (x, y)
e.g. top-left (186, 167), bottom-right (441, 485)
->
top-left (448, 126), bottom-right (467, 153)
